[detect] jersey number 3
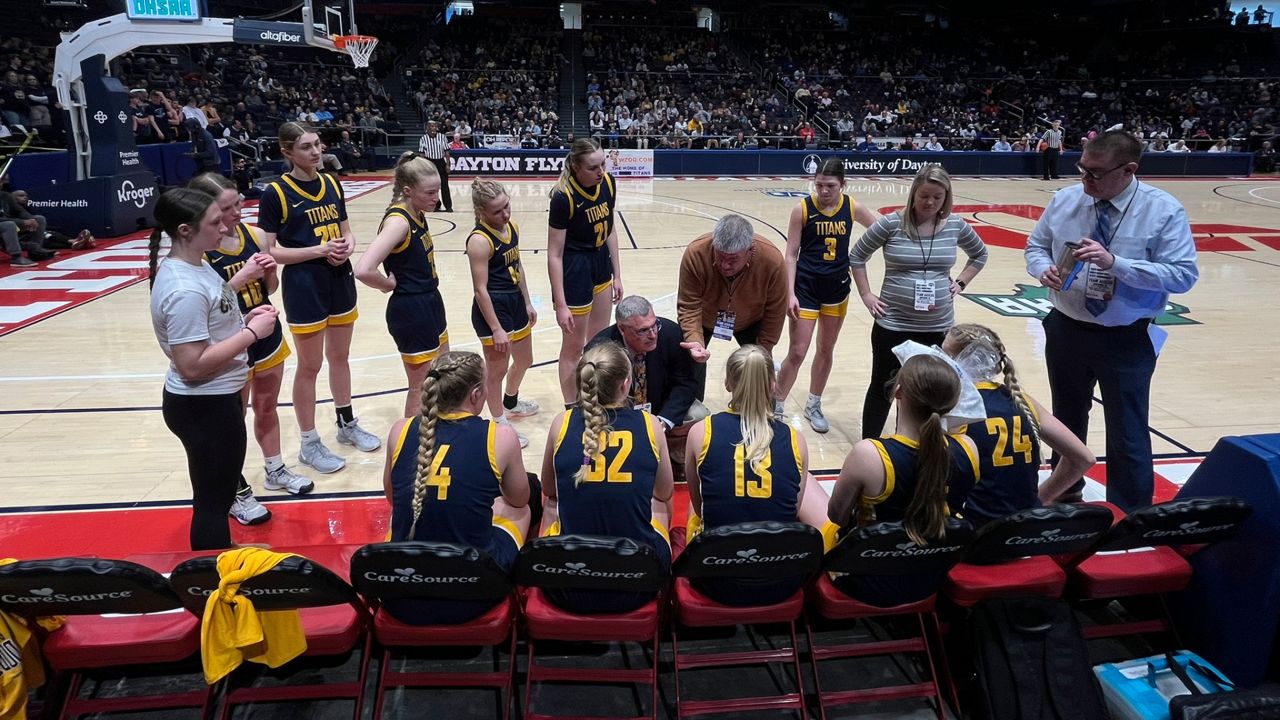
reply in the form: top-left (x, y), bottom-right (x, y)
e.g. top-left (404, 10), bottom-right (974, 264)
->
top-left (985, 416), bottom-right (1033, 467)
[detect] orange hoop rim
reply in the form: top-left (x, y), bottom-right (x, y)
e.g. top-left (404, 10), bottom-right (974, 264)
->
top-left (334, 34), bottom-right (379, 48)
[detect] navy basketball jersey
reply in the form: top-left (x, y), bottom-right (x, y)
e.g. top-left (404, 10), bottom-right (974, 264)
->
top-left (388, 412), bottom-right (502, 549)
top-left (380, 204), bottom-right (439, 294)
top-left (960, 382), bottom-right (1044, 520)
top-left (858, 434), bottom-right (980, 523)
top-left (798, 194), bottom-right (855, 277)
top-left (205, 223), bottom-right (270, 313)
top-left (549, 173), bottom-right (616, 252)
top-left (472, 220), bottom-right (522, 295)
top-left (695, 411), bottom-right (804, 529)
top-left (552, 407), bottom-right (660, 540)
top-left (258, 173), bottom-right (348, 262)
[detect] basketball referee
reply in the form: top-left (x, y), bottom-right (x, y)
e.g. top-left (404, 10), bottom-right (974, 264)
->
top-left (418, 120), bottom-right (453, 212)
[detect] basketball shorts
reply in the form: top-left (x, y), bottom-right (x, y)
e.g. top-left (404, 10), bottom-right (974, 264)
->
top-left (280, 260), bottom-right (358, 334)
top-left (562, 249), bottom-right (613, 315)
top-left (794, 271), bottom-right (851, 320)
top-left (386, 290), bottom-right (448, 365)
top-left (247, 315), bottom-right (291, 375)
top-left (472, 292), bottom-right (532, 346)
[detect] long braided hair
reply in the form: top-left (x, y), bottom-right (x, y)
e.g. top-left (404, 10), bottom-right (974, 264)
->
top-left (409, 351), bottom-right (484, 536)
top-left (573, 342), bottom-right (631, 487)
top-left (945, 323), bottom-right (1042, 447)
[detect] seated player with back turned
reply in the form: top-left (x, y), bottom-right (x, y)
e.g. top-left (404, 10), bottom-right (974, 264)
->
top-left (827, 354), bottom-right (980, 606)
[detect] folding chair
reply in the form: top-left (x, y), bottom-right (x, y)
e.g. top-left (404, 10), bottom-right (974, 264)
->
top-left (1061, 496), bottom-right (1251, 641)
top-left (944, 503), bottom-right (1114, 607)
top-left (515, 535), bottom-right (669, 720)
top-left (350, 541), bottom-right (517, 720)
top-left (169, 551), bottom-right (371, 720)
top-left (808, 519), bottom-right (975, 720)
top-left (670, 521), bottom-right (823, 719)
top-left (0, 557), bottom-right (211, 720)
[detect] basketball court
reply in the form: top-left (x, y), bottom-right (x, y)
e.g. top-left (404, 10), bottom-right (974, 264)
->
top-left (0, 172), bottom-right (1276, 554)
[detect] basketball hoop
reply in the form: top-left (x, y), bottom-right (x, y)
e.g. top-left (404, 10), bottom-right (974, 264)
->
top-left (334, 34), bottom-right (378, 68)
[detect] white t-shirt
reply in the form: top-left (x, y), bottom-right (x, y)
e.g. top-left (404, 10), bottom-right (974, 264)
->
top-left (150, 258), bottom-right (248, 395)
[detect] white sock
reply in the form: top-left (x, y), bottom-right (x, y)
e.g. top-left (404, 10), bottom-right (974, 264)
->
top-left (807, 394), bottom-right (822, 407)
top-left (300, 429), bottom-right (320, 443)
top-left (264, 455), bottom-right (285, 473)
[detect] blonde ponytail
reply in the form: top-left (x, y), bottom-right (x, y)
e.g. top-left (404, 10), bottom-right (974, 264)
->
top-left (408, 351), bottom-right (484, 536)
top-left (725, 345), bottom-right (776, 474)
top-left (573, 343), bottom-right (630, 487)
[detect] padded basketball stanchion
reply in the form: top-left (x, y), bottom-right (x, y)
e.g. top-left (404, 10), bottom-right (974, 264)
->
top-left (1173, 434), bottom-right (1280, 686)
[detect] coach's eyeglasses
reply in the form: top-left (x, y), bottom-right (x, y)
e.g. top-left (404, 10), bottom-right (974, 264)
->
top-left (631, 319), bottom-right (662, 336)
top-left (1075, 161), bottom-right (1129, 180)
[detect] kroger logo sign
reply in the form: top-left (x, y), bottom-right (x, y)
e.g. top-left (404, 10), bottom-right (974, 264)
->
top-left (117, 179), bottom-right (156, 209)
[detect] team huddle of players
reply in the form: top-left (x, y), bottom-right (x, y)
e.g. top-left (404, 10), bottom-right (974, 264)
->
top-left (148, 123), bottom-right (1095, 614)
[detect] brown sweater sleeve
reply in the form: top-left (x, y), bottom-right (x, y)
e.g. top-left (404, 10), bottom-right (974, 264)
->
top-left (678, 234), bottom-right (716, 344)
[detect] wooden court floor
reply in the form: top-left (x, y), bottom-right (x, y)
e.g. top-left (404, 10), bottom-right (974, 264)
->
top-left (1, 174), bottom-right (1277, 511)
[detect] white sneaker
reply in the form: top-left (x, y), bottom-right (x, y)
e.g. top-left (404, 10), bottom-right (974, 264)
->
top-left (300, 438), bottom-right (346, 474)
top-left (264, 465), bottom-right (315, 495)
top-left (336, 417), bottom-right (382, 452)
top-left (805, 402), bottom-right (830, 434)
top-left (229, 490), bottom-right (271, 526)
top-left (506, 398), bottom-right (540, 419)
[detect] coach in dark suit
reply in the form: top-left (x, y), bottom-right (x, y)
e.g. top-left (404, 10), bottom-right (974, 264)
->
top-left (589, 295), bottom-right (708, 431)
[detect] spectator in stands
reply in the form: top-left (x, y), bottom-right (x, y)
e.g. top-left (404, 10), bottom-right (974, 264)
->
top-left (1, 70), bottom-right (30, 127)
top-left (335, 130), bottom-right (374, 173)
top-left (203, 99), bottom-right (225, 138)
top-left (1256, 140), bottom-right (1276, 172)
top-left (798, 121), bottom-right (816, 148)
top-left (992, 135), bottom-right (1013, 152)
top-left (181, 95), bottom-right (208, 132)
top-left (449, 132), bottom-right (467, 151)
top-left (131, 91), bottom-right (162, 145)
top-left (1168, 139), bottom-right (1191, 152)
top-left (24, 75), bottom-right (54, 135)
top-left (924, 134), bottom-right (945, 151)
top-left (0, 188), bottom-right (52, 265)
top-left (1255, 5), bottom-right (1269, 25)
top-left (1207, 138), bottom-right (1230, 152)
top-left (856, 134), bottom-right (880, 152)
top-left (1236, 7), bottom-right (1251, 26)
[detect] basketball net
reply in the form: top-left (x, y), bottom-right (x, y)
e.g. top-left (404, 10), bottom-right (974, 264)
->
top-left (334, 35), bottom-right (378, 68)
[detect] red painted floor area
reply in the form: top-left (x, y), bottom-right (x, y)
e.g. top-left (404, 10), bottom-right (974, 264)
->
top-left (0, 460), bottom-right (1194, 560)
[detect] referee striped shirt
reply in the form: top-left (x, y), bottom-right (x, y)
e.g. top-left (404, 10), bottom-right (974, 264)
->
top-left (418, 132), bottom-right (448, 160)
top-left (849, 212), bottom-right (988, 332)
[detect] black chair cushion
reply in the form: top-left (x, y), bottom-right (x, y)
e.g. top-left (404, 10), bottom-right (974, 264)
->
top-left (965, 503), bottom-right (1114, 565)
top-left (1095, 496), bottom-right (1252, 552)
top-left (514, 535), bottom-right (667, 593)
top-left (350, 542), bottom-right (511, 601)
top-left (825, 518), bottom-right (975, 576)
top-left (170, 554), bottom-right (359, 612)
top-left (674, 521), bottom-right (823, 579)
top-left (0, 558), bottom-right (182, 616)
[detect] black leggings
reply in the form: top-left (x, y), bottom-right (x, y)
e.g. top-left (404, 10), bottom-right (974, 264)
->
top-left (861, 323), bottom-right (947, 439)
top-left (162, 390), bottom-right (246, 550)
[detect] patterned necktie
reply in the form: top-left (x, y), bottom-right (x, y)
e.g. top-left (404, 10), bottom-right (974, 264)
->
top-left (1086, 200), bottom-right (1113, 317)
top-left (632, 353), bottom-right (647, 406)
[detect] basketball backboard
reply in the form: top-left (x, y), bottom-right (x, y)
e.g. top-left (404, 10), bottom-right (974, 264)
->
top-left (302, 0), bottom-right (356, 50)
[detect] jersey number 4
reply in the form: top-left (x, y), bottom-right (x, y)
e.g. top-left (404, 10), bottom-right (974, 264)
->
top-left (985, 416), bottom-right (1034, 467)
top-left (426, 445), bottom-right (452, 500)
top-left (585, 432), bottom-right (633, 483)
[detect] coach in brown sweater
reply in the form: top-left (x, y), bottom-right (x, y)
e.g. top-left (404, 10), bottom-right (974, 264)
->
top-left (677, 214), bottom-right (788, 399)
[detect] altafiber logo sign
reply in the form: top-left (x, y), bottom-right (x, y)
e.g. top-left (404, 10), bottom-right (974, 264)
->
top-left (963, 283), bottom-right (1199, 326)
